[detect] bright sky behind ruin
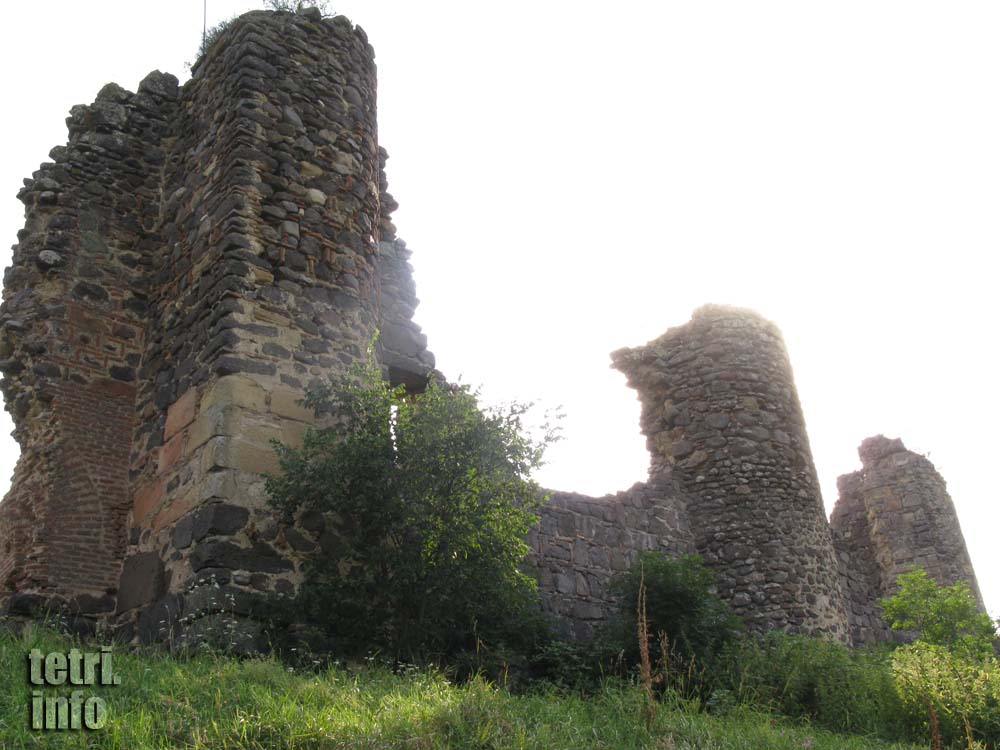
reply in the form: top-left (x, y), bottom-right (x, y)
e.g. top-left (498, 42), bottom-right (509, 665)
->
top-left (0, 1), bottom-right (996, 619)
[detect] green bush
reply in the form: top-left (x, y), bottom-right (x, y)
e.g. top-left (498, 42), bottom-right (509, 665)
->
top-left (526, 635), bottom-right (628, 693)
top-left (717, 632), bottom-right (908, 740)
top-left (604, 552), bottom-right (742, 691)
top-left (265, 357), bottom-right (557, 665)
top-left (196, 16), bottom-right (237, 61)
top-left (891, 641), bottom-right (1000, 749)
top-left (881, 568), bottom-right (998, 659)
top-left (262, 0), bottom-right (333, 13)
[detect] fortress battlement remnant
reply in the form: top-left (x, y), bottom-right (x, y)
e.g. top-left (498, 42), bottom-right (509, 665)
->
top-left (830, 435), bottom-right (985, 645)
top-left (0, 9), bottom-right (983, 647)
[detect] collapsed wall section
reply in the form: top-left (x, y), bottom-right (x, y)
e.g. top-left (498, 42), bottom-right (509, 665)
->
top-left (526, 475), bottom-right (693, 639)
top-left (831, 435), bottom-right (985, 645)
top-left (374, 147), bottom-right (435, 389)
top-left (829, 471), bottom-right (891, 645)
top-left (0, 72), bottom-right (179, 618)
top-left (612, 305), bottom-right (850, 642)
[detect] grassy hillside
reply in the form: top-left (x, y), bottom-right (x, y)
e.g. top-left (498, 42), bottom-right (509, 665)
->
top-left (0, 625), bottom-right (921, 750)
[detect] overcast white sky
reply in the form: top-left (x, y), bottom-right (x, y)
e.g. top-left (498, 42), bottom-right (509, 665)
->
top-left (0, 1), bottom-right (996, 619)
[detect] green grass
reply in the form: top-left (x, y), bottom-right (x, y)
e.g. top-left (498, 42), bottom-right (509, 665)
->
top-left (0, 624), bottom-right (921, 750)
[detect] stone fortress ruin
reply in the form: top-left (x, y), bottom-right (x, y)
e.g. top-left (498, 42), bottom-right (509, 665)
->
top-left (0, 8), bottom-right (984, 647)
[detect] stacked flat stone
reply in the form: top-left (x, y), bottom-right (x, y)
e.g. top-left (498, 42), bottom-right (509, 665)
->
top-left (612, 305), bottom-right (850, 642)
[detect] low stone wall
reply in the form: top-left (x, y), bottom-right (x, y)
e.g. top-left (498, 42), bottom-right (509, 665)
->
top-left (526, 475), bottom-right (693, 639)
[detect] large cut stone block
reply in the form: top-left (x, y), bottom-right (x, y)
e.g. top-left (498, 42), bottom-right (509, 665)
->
top-left (200, 436), bottom-right (281, 475)
top-left (270, 388), bottom-right (314, 423)
top-left (200, 375), bottom-right (267, 414)
top-left (164, 388), bottom-right (198, 440)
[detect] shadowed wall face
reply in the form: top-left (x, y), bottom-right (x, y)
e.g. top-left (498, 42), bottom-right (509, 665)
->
top-left (0, 70), bottom-right (178, 616)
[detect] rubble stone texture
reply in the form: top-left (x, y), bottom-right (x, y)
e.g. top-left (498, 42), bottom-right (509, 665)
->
top-left (610, 305), bottom-right (850, 641)
top-left (525, 476), bottom-right (694, 640)
top-left (0, 9), bottom-right (984, 647)
top-left (0, 10), bottom-right (433, 642)
top-left (830, 435), bottom-right (986, 645)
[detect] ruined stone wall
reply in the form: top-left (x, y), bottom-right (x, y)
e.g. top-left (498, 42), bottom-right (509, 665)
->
top-left (831, 436), bottom-right (985, 645)
top-left (611, 305), bottom-right (850, 642)
top-left (527, 475), bottom-right (693, 639)
top-left (0, 9), bottom-right (434, 641)
top-left (830, 472), bottom-right (891, 645)
top-left (374, 148), bottom-right (436, 389)
top-left (0, 9), bottom-right (986, 648)
top-left (0, 70), bottom-right (179, 615)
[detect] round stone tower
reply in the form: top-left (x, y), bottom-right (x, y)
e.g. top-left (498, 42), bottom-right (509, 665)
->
top-left (613, 305), bottom-right (849, 642)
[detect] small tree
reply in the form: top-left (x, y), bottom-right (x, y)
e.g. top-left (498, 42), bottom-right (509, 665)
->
top-left (265, 357), bottom-right (558, 663)
top-left (881, 569), bottom-right (996, 658)
top-left (882, 569), bottom-right (999, 749)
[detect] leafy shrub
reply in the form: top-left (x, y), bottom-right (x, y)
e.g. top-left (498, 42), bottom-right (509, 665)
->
top-left (526, 635), bottom-right (627, 693)
top-left (196, 16), bottom-right (237, 61)
top-left (601, 552), bottom-right (741, 699)
top-left (881, 568), bottom-right (998, 659)
top-left (891, 642), bottom-right (1000, 749)
top-left (717, 632), bottom-right (908, 740)
top-left (265, 357), bottom-right (557, 665)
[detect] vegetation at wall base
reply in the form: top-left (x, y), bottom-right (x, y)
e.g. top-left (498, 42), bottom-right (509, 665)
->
top-left (604, 552), bottom-right (743, 694)
top-left (1, 623), bottom-right (930, 750)
top-left (1, 561), bottom-right (995, 748)
top-left (264, 356), bottom-right (558, 668)
top-left (590, 554), bottom-right (1000, 749)
top-left (879, 570), bottom-right (1000, 748)
top-left (880, 568), bottom-right (997, 658)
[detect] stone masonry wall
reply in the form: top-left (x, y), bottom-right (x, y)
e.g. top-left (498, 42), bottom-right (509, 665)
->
top-left (0, 70), bottom-right (179, 617)
top-left (0, 9), bottom-right (985, 649)
top-left (831, 435), bottom-right (985, 645)
top-left (611, 305), bottom-right (850, 642)
top-left (0, 9), bottom-right (434, 642)
top-left (117, 10), bottom-right (434, 645)
top-left (374, 147), bottom-right (436, 390)
top-left (830, 471), bottom-right (891, 645)
top-left (527, 474), bottom-right (693, 639)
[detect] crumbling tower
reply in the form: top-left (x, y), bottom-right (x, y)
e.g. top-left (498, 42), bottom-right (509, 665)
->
top-left (1, 11), bottom-right (986, 648)
top-left (831, 435), bottom-right (985, 645)
top-left (613, 305), bottom-right (850, 642)
top-left (0, 9), bottom-right (434, 641)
